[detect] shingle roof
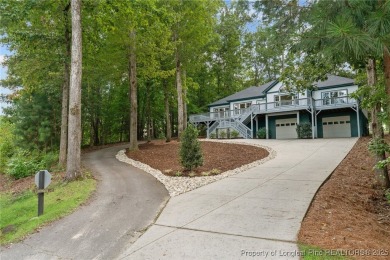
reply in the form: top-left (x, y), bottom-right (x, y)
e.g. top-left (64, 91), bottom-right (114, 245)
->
top-left (208, 80), bottom-right (276, 107)
top-left (315, 75), bottom-right (355, 88)
top-left (208, 75), bottom-right (355, 107)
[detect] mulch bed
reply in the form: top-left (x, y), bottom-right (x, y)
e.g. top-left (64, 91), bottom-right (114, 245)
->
top-left (126, 140), bottom-right (269, 177)
top-left (299, 136), bottom-right (390, 259)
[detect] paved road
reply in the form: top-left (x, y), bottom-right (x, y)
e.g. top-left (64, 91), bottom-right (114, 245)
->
top-left (0, 144), bottom-right (169, 260)
top-left (119, 138), bottom-right (357, 260)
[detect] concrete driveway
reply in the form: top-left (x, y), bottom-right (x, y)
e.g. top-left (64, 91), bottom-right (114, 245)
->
top-left (1, 144), bottom-right (169, 260)
top-left (118, 138), bottom-right (357, 260)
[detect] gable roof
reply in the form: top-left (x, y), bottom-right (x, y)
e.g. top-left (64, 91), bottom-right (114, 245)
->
top-left (208, 75), bottom-right (356, 107)
top-left (208, 80), bottom-right (276, 107)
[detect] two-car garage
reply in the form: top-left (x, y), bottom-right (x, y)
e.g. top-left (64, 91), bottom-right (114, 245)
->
top-left (268, 112), bottom-right (355, 139)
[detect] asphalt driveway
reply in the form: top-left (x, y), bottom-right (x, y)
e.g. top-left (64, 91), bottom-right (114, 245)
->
top-left (0, 144), bottom-right (169, 260)
top-left (118, 138), bottom-right (358, 260)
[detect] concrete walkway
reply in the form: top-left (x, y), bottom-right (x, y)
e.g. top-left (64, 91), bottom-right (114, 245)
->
top-left (118, 138), bottom-right (357, 260)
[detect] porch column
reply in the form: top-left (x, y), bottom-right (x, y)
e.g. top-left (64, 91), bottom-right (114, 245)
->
top-left (255, 116), bottom-right (259, 137)
top-left (265, 114), bottom-right (269, 139)
top-left (356, 103), bottom-right (361, 137)
top-left (297, 111), bottom-right (300, 125)
top-left (251, 114), bottom-right (253, 138)
top-left (206, 121), bottom-right (210, 139)
top-left (311, 108), bottom-right (315, 139)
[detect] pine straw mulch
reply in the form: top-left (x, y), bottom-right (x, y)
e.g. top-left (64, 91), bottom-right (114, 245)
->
top-left (126, 139), bottom-right (269, 177)
top-left (299, 136), bottom-right (390, 259)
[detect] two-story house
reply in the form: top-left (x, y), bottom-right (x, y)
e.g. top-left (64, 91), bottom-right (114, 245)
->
top-left (189, 75), bottom-right (368, 139)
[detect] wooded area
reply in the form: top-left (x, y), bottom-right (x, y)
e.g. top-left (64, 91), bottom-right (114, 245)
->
top-left (0, 0), bottom-right (389, 184)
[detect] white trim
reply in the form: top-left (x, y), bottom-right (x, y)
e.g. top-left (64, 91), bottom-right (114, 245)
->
top-left (266, 111), bottom-right (299, 117)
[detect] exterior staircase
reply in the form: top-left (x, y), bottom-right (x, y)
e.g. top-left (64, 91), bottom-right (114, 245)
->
top-left (207, 106), bottom-right (254, 139)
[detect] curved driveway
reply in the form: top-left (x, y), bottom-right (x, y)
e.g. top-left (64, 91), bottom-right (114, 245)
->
top-left (1, 144), bottom-right (169, 260)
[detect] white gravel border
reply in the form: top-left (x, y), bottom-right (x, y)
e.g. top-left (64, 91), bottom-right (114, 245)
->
top-left (116, 140), bottom-right (276, 197)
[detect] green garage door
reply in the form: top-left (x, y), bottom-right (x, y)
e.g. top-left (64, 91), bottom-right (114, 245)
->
top-left (275, 118), bottom-right (298, 139)
top-left (322, 116), bottom-right (351, 138)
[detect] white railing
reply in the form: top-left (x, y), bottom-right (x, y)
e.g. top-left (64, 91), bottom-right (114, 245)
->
top-left (314, 96), bottom-right (356, 108)
top-left (190, 97), bottom-right (357, 123)
top-left (257, 98), bottom-right (311, 111)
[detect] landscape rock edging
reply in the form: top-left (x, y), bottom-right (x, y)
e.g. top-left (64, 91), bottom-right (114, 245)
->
top-left (116, 140), bottom-right (276, 197)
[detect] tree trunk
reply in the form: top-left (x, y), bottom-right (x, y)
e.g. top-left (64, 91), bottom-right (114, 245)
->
top-left (146, 81), bottom-right (152, 142)
top-left (383, 47), bottom-right (390, 188)
top-left (175, 46), bottom-right (184, 139)
top-left (183, 69), bottom-right (187, 130)
top-left (59, 3), bottom-right (71, 167)
top-left (129, 29), bottom-right (138, 150)
top-left (367, 58), bottom-right (389, 188)
top-left (384, 46), bottom-right (390, 97)
top-left (163, 79), bottom-right (171, 142)
top-left (66, 0), bottom-right (82, 180)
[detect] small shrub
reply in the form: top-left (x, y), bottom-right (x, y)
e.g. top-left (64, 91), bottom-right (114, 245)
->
top-left (368, 137), bottom-right (390, 156)
top-left (5, 150), bottom-right (59, 179)
top-left (201, 171), bottom-right (210, 176)
top-left (179, 125), bottom-right (204, 171)
top-left (386, 189), bottom-right (390, 204)
top-left (257, 128), bottom-right (267, 139)
top-left (219, 130), bottom-right (227, 139)
top-left (175, 171), bottom-right (182, 177)
top-left (230, 130), bottom-right (239, 138)
top-left (210, 168), bottom-right (221, 175)
top-left (296, 123), bottom-right (312, 139)
top-left (6, 151), bottom-right (42, 179)
top-left (188, 172), bottom-right (196, 177)
top-left (210, 132), bottom-right (216, 139)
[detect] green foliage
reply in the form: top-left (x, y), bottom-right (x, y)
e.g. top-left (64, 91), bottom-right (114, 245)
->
top-left (296, 123), bottom-right (312, 139)
top-left (230, 130), bottom-right (239, 138)
top-left (386, 189), bottom-right (390, 204)
top-left (210, 132), bottom-right (216, 139)
top-left (368, 138), bottom-right (390, 156)
top-left (368, 138), bottom-right (390, 170)
top-left (219, 130), bottom-right (227, 139)
top-left (257, 127), bottom-right (267, 139)
top-left (179, 125), bottom-right (204, 171)
top-left (0, 175), bottom-right (96, 245)
top-left (5, 150), bottom-right (59, 180)
top-left (6, 151), bottom-right (42, 179)
top-left (298, 244), bottom-right (347, 260)
top-left (0, 118), bottom-right (16, 172)
top-left (210, 169), bottom-right (221, 175)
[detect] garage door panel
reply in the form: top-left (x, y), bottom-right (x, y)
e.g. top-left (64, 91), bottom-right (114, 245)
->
top-left (276, 118), bottom-right (297, 139)
top-left (323, 116), bottom-right (351, 138)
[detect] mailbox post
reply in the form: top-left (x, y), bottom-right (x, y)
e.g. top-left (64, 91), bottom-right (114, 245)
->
top-left (34, 170), bottom-right (51, 216)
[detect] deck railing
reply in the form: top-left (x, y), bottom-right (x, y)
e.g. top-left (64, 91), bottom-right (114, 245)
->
top-left (189, 97), bottom-right (357, 123)
top-left (314, 96), bottom-right (356, 108)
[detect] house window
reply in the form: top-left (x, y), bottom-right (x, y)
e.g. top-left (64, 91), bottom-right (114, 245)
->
top-left (233, 102), bottom-right (252, 114)
top-left (274, 95), bottom-right (297, 107)
top-left (213, 107), bottom-right (229, 118)
top-left (321, 89), bottom-right (347, 105)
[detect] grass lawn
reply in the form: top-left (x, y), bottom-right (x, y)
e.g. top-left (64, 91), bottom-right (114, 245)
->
top-left (0, 174), bottom-right (96, 245)
top-left (299, 244), bottom-right (348, 260)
